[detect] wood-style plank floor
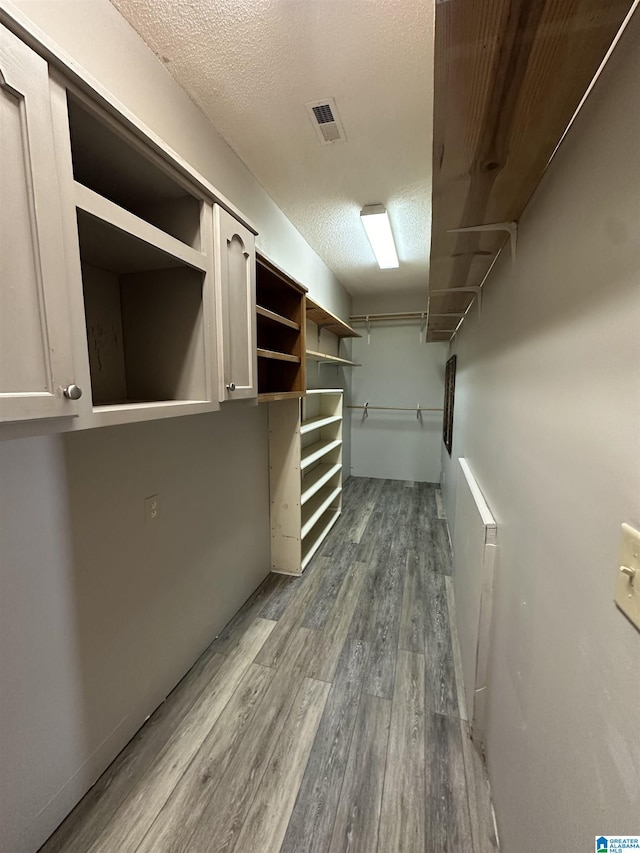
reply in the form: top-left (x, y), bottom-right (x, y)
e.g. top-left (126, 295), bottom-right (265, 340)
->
top-left (40, 477), bottom-right (498, 853)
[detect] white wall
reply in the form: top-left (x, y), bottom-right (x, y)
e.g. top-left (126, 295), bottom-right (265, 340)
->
top-left (0, 2), bottom-right (352, 852)
top-left (349, 299), bottom-right (446, 481)
top-left (442, 12), bottom-right (640, 852)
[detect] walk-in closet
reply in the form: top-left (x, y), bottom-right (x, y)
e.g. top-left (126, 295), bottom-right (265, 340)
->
top-left (1, 2), bottom-right (639, 853)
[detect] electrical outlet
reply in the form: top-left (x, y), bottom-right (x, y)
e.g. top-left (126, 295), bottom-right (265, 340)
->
top-left (614, 523), bottom-right (640, 631)
top-left (144, 494), bottom-right (160, 522)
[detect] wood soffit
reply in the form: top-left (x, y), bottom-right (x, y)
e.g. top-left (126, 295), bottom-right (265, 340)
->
top-left (427, 0), bottom-right (634, 340)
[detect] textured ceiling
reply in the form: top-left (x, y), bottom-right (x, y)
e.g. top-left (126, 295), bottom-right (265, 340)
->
top-left (110, 0), bottom-right (434, 298)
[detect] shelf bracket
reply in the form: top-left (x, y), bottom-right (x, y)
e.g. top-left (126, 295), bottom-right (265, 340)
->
top-left (447, 220), bottom-right (518, 267)
top-left (366, 315), bottom-right (371, 345)
top-left (417, 404), bottom-right (423, 423)
top-left (429, 286), bottom-right (483, 317)
top-left (419, 312), bottom-right (426, 344)
top-left (363, 401), bottom-right (369, 422)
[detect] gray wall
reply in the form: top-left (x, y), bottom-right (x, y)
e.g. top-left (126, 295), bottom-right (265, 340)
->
top-left (0, 2), bottom-right (351, 852)
top-left (350, 327), bottom-right (446, 481)
top-left (442, 13), bottom-right (640, 852)
top-left (350, 294), bottom-right (446, 482)
top-left (1, 410), bottom-right (269, 852)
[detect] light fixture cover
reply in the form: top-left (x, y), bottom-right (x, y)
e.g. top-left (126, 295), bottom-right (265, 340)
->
top-left (360, 204), bottom-right (399, 269)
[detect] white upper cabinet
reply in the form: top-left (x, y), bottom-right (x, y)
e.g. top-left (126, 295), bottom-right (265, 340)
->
top-left (214, 204), bottom-right (257, 402)
top-left (0, 24), bottom-right (79, 422)
top-left (0, 14), bottom-right (258, 432)
top-left (54, 92), bottom-right (218, 426)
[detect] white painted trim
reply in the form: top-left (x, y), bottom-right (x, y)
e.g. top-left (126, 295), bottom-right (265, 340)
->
top-left (458, 458), bottom-right (496, 537)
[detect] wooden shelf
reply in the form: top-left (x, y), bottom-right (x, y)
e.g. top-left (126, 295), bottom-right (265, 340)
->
top-left (300, 414), bottom-right (342, 434)
top-left (306, 350), bottom-right (360, 367)
top-left (258, 390), bottom-right (304, 403)
top-left (301, 484), bottom-right (342, 539)
top-left (257, 348), bottom-right (301, 364)
top-left (257, 305), bottom-right (300, 331)
top-left (301, 508), bottom-right (341, 570)
top-left (256, 254), bottom-right (306, 398)
top-left (300, 438), bottom-right (342, 470)
top-left (74, 183), bottom-right (207, 273)
top-left (257, 253), bottom-right (307, 297)
top-left (301, 462), bottom-right (342, 505)
top-left (427, 0), bottom-right (630, 338)
top-left (306, 296), bottom-right (360, 338)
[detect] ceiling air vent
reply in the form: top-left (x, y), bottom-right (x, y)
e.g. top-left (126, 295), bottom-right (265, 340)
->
top-left (306, 98), bottom-right (346, 145)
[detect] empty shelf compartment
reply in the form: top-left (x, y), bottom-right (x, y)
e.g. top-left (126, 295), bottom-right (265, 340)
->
top-left (78, 211), bottom-right (207, 408)
top-left (256, 305), bottom-right (300, 330)
top-left (300, 438), bottom-right (342, 470)
top-left (300, 414), bottom-right (342, 434)
top-left (302, 389), bottom-right (342, 423)
top-left (301, 463), bottom-right (342, 505)
top-left (301, 507), bottom-right (341, 570)
top-left (301, 483), bottom-right (342, 539)
top-left (257, 348), bottom-right (301, 363)
top-left (68, 97), bottom-right (202, 249)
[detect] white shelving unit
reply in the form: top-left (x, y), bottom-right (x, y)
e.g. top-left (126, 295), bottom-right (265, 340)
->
top-left (268, 389), bottom-right (343, 575)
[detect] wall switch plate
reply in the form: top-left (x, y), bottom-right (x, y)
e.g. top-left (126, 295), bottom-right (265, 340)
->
top-left (144, 494), bottom-right (160, 522)
top-left (614, 523), bottom-right (640, 631)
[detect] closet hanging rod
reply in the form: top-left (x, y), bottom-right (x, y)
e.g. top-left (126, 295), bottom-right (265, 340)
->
top-left (347, 405), bottom-right (443, 411)
top-left (348, 402), bottom-right (443, 422)
top-left (349, 311), bottom-right (428, 322)
top-left (350, 312), bottom-right (464, 322)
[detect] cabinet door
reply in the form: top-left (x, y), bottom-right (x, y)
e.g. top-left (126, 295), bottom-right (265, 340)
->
top-left (214, 204), bottom-right (257, 401)
top-left (0, 25), bottom-right (79, 422)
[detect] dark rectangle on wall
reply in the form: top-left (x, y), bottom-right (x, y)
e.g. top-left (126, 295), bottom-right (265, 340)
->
top-left (443, 355), bottom-right (456, 456)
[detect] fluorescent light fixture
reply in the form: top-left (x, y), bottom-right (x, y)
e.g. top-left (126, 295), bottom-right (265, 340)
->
top-left (360, 204), bottom-right (399, 269)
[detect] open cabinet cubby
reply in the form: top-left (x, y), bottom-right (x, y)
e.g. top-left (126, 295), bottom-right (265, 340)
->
top-left (258, 357), bottom-right (303, 403)
top-left (64, 92), bottom-right (215, 415)
top-left (268, 389), bottom-right (343, 575)
top-left (256, 255), bottom-right (306, 402)
top-left (78, 211), bottom-right (208, 409)
top-left (67, 96), bottom-right (203, 250)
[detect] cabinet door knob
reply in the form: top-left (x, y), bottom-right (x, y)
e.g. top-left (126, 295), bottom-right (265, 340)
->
top-left (226, 382), bottom-right (236, 392)
top-left (63, 384), bottom-right (83, 400)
